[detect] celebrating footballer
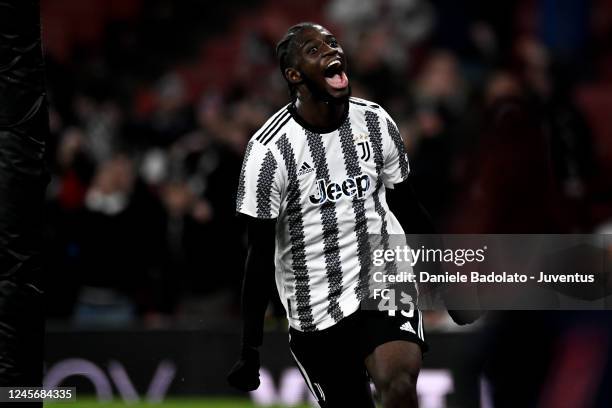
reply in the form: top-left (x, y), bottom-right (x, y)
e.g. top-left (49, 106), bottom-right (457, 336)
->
top-left (228, 22), bottom-right (437, 408)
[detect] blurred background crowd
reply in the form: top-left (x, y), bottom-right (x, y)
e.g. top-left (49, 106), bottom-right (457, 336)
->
top-left (40, 0), bottom-right (612, 327)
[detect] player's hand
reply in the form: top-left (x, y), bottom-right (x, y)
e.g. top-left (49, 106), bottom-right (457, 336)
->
top-left (227, 345), bottom-right (261, 391)
top-left (442, 284), bottom-right (484, 325)
top-left (447, 309), bottom-right (483, 325)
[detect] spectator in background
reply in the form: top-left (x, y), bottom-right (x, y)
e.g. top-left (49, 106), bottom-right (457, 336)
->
top-left (44, 127), bottom-right (96, 318)
top-left (38, 0), bottom-right (611, 326)
top-left (449, 79), bottom-right (567, 233)
top-left (54, 127), bottom-right (96, 210)
top-left (408, 50), bottom-right (468, 226)
top-left (72, 95), bottom-right (123, 163)
top-left (515, 35), bottom-right (598, 229)
top-left (135, 73), bottom-right (196, 148)
top-left (73, 154), bottom-right (143, 327)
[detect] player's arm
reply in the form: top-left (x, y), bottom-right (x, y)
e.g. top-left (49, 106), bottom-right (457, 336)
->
top-left (387, 179), bottom-right (482, 325)
top-left (386, 178), bottom-right (434, 234)
top-left (382, 109), bottom-right (481, 325)
top-left (227, 215), bottom-right (276, 391)
top-left (240, 215), bottom-right (276, 349)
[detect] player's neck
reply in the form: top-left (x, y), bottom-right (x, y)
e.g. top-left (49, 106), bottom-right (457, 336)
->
top-left (294, 96), bottom-right (347, 131)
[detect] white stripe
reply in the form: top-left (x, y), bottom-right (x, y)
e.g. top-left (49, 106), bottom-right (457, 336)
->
top-left (26, 283), bottom-right (44, 294)
top-left (418, 310), bottom-right (424, 341)
top-left (289, 348), bottom-right (317, 400)
top-left (314, 382), bottom-right (326, 402)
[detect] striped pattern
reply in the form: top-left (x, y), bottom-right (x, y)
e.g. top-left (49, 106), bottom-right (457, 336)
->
top-left (306, 130), bottom-right (344, 323)
top-left (276, 134), bottom-right (316, 332)
top-left (255, 150), bottom-right (278, 218)
top-left (365, 111), bottom-right (396, 275)
top-left (350, 97), bottom-right (380, 110)
top-left (236, 98), bottom-right (418, 332)
top-left (338, 119), bottom-right (372, 301)
top-left (235, 141), bottom-right (254, 212)
top-left (386, 118), bottom-right (409, 180)
top-left (349, 99), bottom-right (367, 107)
top-left (256, 108), bottom-right (291, 146)
top-left (417, 310), bottom-right (425, 341)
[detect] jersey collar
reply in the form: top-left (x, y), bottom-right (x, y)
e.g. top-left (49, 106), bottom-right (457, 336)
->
top-left (288, 100), bottom-right (349, 134)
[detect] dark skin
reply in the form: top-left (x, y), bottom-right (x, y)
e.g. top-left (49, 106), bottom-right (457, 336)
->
top-left (229, 25), bottom-right (424, 408)
top-left (284, 25), bottom-right (349, 129)
top-left (366, 341), bottom-right (422, 408)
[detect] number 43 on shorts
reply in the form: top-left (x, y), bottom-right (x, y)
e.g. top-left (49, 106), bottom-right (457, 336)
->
top-left (377, 289), bottom-right (415, 317)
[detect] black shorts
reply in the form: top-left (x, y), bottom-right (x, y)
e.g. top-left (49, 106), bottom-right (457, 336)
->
top-left (288, 308), bottom-right (427, 408)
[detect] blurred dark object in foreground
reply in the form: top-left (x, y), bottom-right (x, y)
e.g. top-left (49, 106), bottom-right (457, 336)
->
top-left (0, 0), bottom-right (48, 404)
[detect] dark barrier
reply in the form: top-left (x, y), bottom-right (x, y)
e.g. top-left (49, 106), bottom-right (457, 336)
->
top-left (44, 328), bottom-right (483, 407)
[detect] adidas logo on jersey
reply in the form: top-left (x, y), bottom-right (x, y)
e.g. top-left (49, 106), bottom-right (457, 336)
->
top-left (309, 175), bottom-right (370, 205)
top-left (399, 321), bottom-right (416, 334)
top-left (297, 162), bottom-right (315, 176)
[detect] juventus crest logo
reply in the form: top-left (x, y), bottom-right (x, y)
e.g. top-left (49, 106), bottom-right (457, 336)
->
top-left (357, 141), bottom-right (371, 161)
top-left (354, 133), bottom-right (371, 161)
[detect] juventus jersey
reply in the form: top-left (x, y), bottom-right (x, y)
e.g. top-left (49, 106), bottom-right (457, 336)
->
top-left (236, 97), bottom-right (411, 332)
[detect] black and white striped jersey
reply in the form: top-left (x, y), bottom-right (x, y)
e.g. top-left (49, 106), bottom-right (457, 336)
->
top-left (236, 97), bottom-right (411, 332)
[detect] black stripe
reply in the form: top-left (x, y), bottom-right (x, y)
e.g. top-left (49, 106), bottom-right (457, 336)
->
top-left (262, 115), bottom-right (291, 146)
top-left (367, 112), bottom-right (385, 173)
top-left (276, 134), bottom-right (316, 331)
top-left (235, 141), bottom-right (255, 212)
top-left (386, 118), bottom-right (409, 180)
top-left (256, 109), bottom-right (289, 142)
top-left (305, 130), bottom-right (344, 323)
top-left (366, 111), bottom-right (396, 275)
top-left (349, 98), bottom-right (368, 107)
top-left (255, 150), bottom-right (278, 218)
top-left (338, 119), bottom-right (372, 301)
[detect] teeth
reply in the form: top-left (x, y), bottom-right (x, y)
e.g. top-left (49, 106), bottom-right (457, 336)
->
top-left (327, 60), bottom-right (341, 69)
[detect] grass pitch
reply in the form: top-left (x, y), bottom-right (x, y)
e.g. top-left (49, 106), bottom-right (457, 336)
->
top-left (45, 397), bottom-right (312, 408)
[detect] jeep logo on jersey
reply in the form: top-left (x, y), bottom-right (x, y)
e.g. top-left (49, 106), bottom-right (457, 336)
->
top-left (309, 175), bottom-right (370, 205)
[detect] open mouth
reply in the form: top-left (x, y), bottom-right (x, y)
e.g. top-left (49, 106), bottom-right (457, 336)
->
top-left (324, 60), bottom-right (349, 90)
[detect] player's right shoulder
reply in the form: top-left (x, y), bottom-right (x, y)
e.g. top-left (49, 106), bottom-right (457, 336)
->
top-left (250, 104), bottom-right (293, 147)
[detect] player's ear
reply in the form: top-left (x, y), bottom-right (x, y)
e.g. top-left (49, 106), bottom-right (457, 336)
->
top-left (284, 67), bottom-right (302, 85)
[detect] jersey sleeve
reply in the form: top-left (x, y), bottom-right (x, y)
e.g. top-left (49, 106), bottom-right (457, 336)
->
top-left (236, 141), bottom-right (282, 219)
top-left (382, 111), bottom-right (410, 188)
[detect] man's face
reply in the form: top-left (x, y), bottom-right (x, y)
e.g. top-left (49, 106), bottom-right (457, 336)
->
top-left (289, 25), bottom-right (350, 100)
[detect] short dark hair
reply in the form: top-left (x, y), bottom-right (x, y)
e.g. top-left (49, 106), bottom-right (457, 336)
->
top-left (275, 22), bottom-right (319, 98)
